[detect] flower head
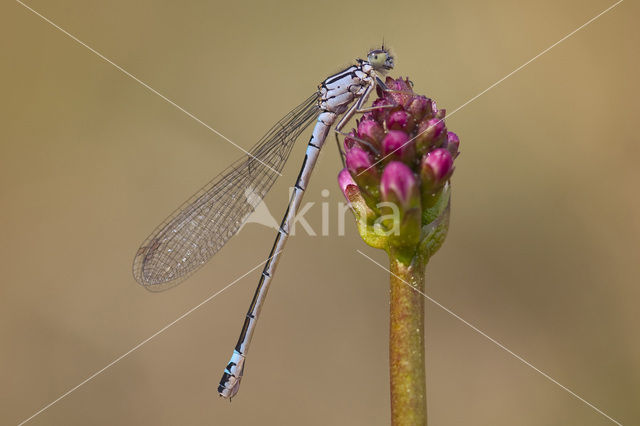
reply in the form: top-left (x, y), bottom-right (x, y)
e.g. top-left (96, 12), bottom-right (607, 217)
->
top-left (338, 76), bottom-right (460, 262)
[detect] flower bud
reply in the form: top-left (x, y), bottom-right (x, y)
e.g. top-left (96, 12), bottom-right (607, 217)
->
top-left (443, 131), bottom-right (460, 158)
top-left (357, 118), bottom-right (384, 147)
top-left (371, 98), bottom-right (391, 123)
top-left (344, 129), bottom-right (377, 156)
top-left (338, 168), bottom-right (357, 196)
top-left (382, 130), bottom-right (415, 164)
top-left (345, 146), bottom-right (380, 205)
top-left (345, 145), bottom-right (372, 172)
top-left (343, 130), bottom-right (358, 153)
top-left (386, 110), bottom-right (413, 132)
top-left (415, 118), bottom-right (446, 155)
top-left (384, 77), bottom-right (413, 107)
top-left (407, 96), bottom-right (430, 121)
top-left (420, 148), bottom-right (453, 195)
top-left (380, 161), bottom-right (421, 252)
top-left (381, 161), bottom-right (419, 209)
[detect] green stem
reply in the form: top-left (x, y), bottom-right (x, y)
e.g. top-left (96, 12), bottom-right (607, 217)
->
top-left (389, 255), bottom-right (427, 426)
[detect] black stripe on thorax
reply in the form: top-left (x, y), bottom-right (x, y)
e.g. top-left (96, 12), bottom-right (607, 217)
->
top-left (323, 65), bottom-right (361, 85)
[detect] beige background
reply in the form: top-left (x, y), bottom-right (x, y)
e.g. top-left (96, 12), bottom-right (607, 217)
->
top-left (1, 0), bottom-right (638, 425)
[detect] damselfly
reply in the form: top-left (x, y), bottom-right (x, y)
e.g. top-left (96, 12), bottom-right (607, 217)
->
top-left (132, 47), bottom-right (395, 399)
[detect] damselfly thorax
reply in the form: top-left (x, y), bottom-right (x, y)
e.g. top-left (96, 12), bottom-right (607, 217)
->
top-left (132, 48), bottom-right (394, 399)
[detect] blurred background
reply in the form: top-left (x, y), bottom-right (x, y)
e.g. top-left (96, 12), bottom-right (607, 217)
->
top-left (1, 0), bottom-right (638, 424)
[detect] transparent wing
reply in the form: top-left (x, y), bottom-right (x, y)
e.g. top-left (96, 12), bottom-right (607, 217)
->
top-left (133, 93), bottom-right (319, 291)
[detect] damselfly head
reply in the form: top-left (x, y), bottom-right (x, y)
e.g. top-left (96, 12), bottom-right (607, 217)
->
top-left (367, 48), bottom-right (394, 72)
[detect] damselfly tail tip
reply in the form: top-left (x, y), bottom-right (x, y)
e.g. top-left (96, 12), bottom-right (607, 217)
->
top-left (218, 354), bottom-right (245, 399)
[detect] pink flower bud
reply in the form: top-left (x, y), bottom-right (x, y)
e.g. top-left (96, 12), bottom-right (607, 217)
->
top-left (382, 130), bottom-right (415, 164)
top-left (381, 161), bottom-right (419, 208)
top-left (444, 131), bottom-right (460, 157)
top-left (338, 168), bottom-right (357, 196)
top-left (385, 76), bottom-right (412, 92)
top-left (382, 130), bottom-right (410, 155)
top-left (371, 98), bottom-right (391, 123)
top-left (343, 130), bottom-right (358, 153)
top-left (415, 118), bottom-right (446, 154)
top-left (386, 110), bottom-right (411, 131)
top-left (345, 146), bottom-right (373, 173)
top-left (357, 118), bottom-right (384, 146)
top-left (338, 168), bottom-right (370, 219)
top-left (384, 77), bottom-right (413, 107)
top-left (407, 96), bottom-right (430, 121)
top-left (426, 119), bottom-right (445, 140)
top-left (421, 148), bottom-right (453, 192)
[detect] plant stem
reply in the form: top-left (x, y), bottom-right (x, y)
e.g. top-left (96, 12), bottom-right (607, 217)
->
top-left (389, 255), bottom-right (427, 426)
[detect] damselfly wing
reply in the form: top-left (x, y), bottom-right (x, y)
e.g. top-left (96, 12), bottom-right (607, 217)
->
top-left (133, 93), bottom-right (319, 291)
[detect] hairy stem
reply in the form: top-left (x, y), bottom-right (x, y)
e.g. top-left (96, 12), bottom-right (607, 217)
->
top-left (389, 256), bottom-right (427, 426)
